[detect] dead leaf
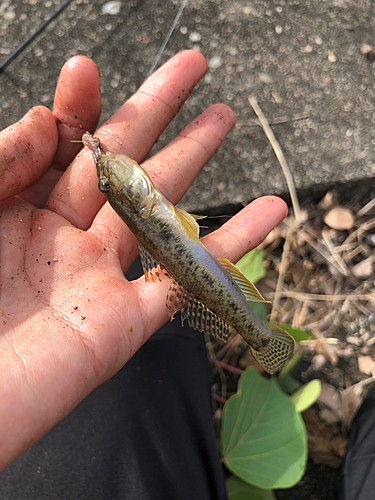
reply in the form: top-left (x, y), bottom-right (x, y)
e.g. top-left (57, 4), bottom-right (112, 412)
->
top-left (272, 91), bottom-right (282, 104)
top-left (300, 338), bottom-right (339, 348)
top-left (351, 256), bottom-right (374, 279)
top-left (358, 355), bottom-right (375, 376)
top-left (317, 382), bottom-right (343, 426)
top-left (324, 206), bottom-right (355, 231)
top-left (361, 44), bottom-right (373, 54)
top-left (307, 331), bottom-right (339, 365)
top-left (340, 377), bottom-right (375, 430)
top-left (369, 296), bottom-right (375, 311)
top-left (361, 44), bottom-right (375, 60)
top-left (291, 261), bottom-right (306, 286)
top-left (346, 336), bottom-right (361, 345)
top-left (259, 227), bottom-right (281, 250)
top-left (310, 354), bottom-right (327, 371)
top-left (319, 408), bottom-right (341, 425)
top-left (318, 191), bottom-right (337, 210)
top-left (303, 407), bottom-right (347, 468)
top-left (341, 386), bottom-right (362, 430)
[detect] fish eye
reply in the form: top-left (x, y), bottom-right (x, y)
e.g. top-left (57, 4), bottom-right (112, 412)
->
top-left (98, 177), bottom-right (110, 193)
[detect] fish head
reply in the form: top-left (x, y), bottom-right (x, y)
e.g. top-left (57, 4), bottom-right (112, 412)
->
top-left (96, 152), bottom-right (155, 213)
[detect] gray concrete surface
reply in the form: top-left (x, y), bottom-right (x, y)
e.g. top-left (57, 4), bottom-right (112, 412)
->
top-left (1, 0), bottom-right (375, 213)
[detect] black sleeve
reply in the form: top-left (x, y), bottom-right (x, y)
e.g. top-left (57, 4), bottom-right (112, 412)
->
top-left (338, 385), bottom-right (375, 500)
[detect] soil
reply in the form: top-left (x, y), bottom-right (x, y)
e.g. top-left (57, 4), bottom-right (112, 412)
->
top-left (275, 461), bottom-right (339, 500)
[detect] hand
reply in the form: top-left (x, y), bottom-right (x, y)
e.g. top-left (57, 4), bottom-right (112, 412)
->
top-left (0, 55), bottom-right (101, 205)
top-left (0, 50), bottom-right (287, 470)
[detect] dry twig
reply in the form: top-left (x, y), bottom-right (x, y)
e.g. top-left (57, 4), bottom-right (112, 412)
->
top-left (236, 111), bottom-right (309, 128)
top-left (248, 96), bottom-right (301, 220)
top-left (270, 291), bottom-right (375, 301)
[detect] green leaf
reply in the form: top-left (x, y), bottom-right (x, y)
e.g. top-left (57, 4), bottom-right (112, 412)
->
top-left (277, 348), bottom-right (305, 381)
top-left (235, 249), bottom-right (267, 320)
top-left (221, 368), bottom-right (307, 489)
top-left (267, 323), bottom-right (311, 343)
top-left (290, 379), bottom-right (322, 413)
top-left (236, 248), bottom-right (266, 284)
top-left (277, 373), bottom-right (301, 395)
top-left (248, 301), bottom-right (267, 322)
top-left (226, 475), bottom-right (276, 500)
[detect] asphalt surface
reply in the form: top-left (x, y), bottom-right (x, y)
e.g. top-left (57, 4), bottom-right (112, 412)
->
top-left (1, 0), bottom-right (375, 212)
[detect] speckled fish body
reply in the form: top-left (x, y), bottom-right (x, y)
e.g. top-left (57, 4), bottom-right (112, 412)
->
top-left (82, 132), bottom-right (295, 373)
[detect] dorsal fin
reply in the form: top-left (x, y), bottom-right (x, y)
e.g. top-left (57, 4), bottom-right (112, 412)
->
top-left (166, 280), bottom-right (230, 344)
top-left (173, 206), bottom-right (201, 240)
top-left (217, 257), bottom-right (270, 304)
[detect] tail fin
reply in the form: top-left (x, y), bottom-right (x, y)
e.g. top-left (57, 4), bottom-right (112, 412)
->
top-left (250, 324), bottom-right (295, 374)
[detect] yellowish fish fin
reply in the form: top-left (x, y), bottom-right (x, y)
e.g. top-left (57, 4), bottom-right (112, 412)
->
top-left (249, 324), bottom-right (295, 374)
top-left (166, 280), bottom-right (230, 344)
top-left (173, 206), bottom-right (201, 240)
top-left (189, 213), bottom-right (207, 221)
top-left (138, 243), bottom-right (159, 281)
top-left (217, 257), bottom-right (270, 304)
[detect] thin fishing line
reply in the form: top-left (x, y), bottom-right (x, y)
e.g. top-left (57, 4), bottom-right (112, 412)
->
top-left (0, 0), bottom-right (75, 75)
top-left (145, 0), bottom-right (189, 80)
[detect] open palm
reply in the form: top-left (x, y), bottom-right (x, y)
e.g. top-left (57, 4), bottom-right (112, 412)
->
top-left (0, 50), bottom-right (287, 470)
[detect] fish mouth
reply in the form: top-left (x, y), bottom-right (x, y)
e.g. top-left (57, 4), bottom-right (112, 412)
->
top-left (82, 132), bottom-right (103, 165)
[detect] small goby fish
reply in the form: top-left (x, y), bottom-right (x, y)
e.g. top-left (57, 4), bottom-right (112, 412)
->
top-left (82, 132), bottom-right (295, 374)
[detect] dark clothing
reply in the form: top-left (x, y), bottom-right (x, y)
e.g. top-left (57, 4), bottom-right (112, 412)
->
top-left (0, 260), bottom-right (227, 500)
top-left (338, 385), bottom-right (375, 500)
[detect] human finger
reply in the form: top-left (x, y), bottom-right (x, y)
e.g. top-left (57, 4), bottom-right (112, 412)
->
top-left (52, 56), bottom-right (101, 170)
top-left (16, 57), bottom-right (101, 207)
top-left (90, 103), bottom-right (236, 271)
top-left (47, 50), bottom-right (208, 230)
top-left (202, 196), bottom-right (288, 261)
top-left (0, 106), bottom-right (58, 202)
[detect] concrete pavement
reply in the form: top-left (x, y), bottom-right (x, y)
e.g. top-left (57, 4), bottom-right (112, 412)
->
top-left (1, 0), bottom-right (374, 212)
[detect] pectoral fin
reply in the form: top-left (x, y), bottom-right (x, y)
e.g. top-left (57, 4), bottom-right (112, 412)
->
top-left (190, 213), bottom-right (207, 221)
top-left (217, 257), bottom-right (270, 304)
top-left (138, 243), bottom-right (159, 281)
top-left (166, 280), bottom-right (230, 344)
top-left (173, 206), bottom-right (201, 240)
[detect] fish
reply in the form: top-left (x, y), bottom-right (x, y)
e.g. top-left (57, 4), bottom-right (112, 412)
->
top-left (82, 132), bottom-right (295, 374)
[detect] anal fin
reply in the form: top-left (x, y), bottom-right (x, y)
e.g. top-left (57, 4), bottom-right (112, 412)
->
top-left (166, 280), bottom-right (230, 344)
